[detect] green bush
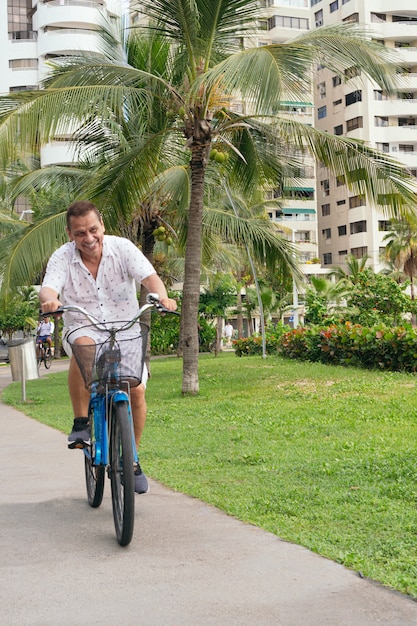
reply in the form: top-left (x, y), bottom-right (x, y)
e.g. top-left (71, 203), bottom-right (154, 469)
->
top-left (278, 323), bottom-right (417, 372)
top-left (234, 324), bottom-right (288, 356)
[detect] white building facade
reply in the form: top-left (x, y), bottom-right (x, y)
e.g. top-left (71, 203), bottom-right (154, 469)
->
top-left (312, 0), bottom-right (417, 271)
top-left (2, 0), bottom-right (122, 171)
top-left (258, 0), bottom-right (319, 264)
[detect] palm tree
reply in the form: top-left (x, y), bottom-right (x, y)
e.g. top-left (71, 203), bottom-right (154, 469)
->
top-left (383, 217), bottom-right (417, 324)
top-left (329, 253), bottom-right (371, 285)
top-left (1, 7), bottom-right (417, 393)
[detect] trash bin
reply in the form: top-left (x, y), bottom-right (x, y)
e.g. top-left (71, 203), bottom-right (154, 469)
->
top-left (7, 338), bottom-right (39, 382)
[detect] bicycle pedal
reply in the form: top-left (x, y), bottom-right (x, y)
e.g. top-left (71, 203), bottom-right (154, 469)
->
top-left (68, 440), bottom-right (90, 450)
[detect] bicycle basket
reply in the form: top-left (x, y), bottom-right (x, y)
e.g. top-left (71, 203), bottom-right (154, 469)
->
top-left (68, 322), bottom-right (149, 390)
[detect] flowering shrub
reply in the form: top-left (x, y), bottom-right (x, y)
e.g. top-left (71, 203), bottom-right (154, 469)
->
top-left (278, 323), bottom-right (417, 372)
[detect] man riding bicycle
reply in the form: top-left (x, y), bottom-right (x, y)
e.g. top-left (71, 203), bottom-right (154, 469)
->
top-left (36, 316), bottom-right (54, 355)
top-left (39, 200), bottom-right (177, 494)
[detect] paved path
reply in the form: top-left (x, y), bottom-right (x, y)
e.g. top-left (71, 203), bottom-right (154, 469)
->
top-left (1, 363), bottom-right (417, 625)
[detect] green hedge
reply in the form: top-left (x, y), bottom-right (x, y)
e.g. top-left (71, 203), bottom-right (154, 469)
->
top-left (234, 323), bottom-right (417, 372)
top-left (279, 323), bottom-right (417, 372)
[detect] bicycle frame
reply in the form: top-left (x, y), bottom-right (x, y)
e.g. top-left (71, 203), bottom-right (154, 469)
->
top-left (85, 384), bottom-right (138, 468)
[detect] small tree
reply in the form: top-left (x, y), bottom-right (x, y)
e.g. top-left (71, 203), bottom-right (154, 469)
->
top-left (346, 269), bottom-right (410, 326)
top-left (199, 273), bottom-right (237, 355)
top-left (0, 288), bottom-right (38, 340)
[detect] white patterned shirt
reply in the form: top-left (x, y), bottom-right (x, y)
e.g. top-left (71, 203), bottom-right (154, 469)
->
top-left (42, 235), bottom-right (155, 335)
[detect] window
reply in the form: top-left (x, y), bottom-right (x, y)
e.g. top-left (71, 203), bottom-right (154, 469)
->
top-left (321, 204), bottom-right (331, 216)
top-left (339, 250), bottom-right (348, 257)
top-left (9, 59), bottom-right (38, 69)
top-left (350, 220), bottom-right (367, 234)
top-left (378, 220), bottom-right (391, 231)
top-left (345, 90), bottom-right (362, 106)
top-left (351, 246), bottom-right (368, 259)
top-left (321, 179), bottom-right (330, 196)
top-left (268, 15), bottom-right (309, 30)
top-left (345, 66), bottom-right (360, 80)
top-left (338, 225), bottom-right (347, 236)
top-left (323, 253), bottom-right (333, 265)
top-left (375, 116), bottom-right (388, 127)
top-left (317, 105), bottom-right (327, 119)
top-left (349, 195), bottom-right (365, 209)
top-left (343, 13), bottom-right (359, 23)
top-left (333, 99), bottom-right (342, 106)
top-left (332, 76), bottom-right (342, 87)
top-left (334, 124), bottom-right (343, 135)
top-left (336, 199), bottom-right (346, 206)
top-left (374, 90), bottom-right (388, 100)
top-left (336, 175), bottom-right (345, 187)
top-left (346, 116), bottom-right (363, 132)
top-left (375, 142), bottom-right (389, 153)
top-left (315, 9), bottom-right (323, 27)
top-left (330, 1), bottom-right (338, 12)
top-left (371, 13), bottom-right (386, 22)
top-left (318, 81), bottom-right (326, 98)
top-left (399, 145), bottom-right (414, 152)
top-left (399, 118), bottom-right (416, 127)
top-left (322, 228), bottom-right (331, 239)
top-left (342, 0), bottom-right (351, 3)
top-left (8, 0), bottom-right (33, 35)
top-left (311, 0), bottom-right (322, 5)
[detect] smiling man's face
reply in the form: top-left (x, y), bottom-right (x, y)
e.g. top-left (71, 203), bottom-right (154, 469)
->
top-left (67, 210), bottom-right (105, 263)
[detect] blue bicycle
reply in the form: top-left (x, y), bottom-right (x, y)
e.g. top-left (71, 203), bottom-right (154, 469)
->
top-left (43, 293), bottom-right (174, 546)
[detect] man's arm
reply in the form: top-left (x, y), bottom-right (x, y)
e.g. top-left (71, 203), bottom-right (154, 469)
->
top-left (141, 273), bottom-right (177, 312)
top-left (39, 287), bottom-right (62, 314)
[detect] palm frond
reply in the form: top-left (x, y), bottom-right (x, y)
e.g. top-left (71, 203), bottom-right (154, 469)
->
top-left (0, 213), bottom-right (67, 296)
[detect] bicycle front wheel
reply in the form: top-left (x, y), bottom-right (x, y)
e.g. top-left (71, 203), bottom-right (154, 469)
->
top-left (84, 407), bottom-right (105, 508)
top-left (109, 400), bottom-right (135, 546)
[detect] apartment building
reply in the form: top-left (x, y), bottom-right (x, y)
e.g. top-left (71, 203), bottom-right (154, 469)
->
top-left (2, 0), bottom-right (122, 177)
top-left (258, 0), bottom-right (319, 264)
top-left (313, 0), bottom-right (417, 271)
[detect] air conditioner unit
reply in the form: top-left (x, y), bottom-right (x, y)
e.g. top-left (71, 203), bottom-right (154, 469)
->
top-left (392, 147), bottom-right (398, 151)
top-left (316, 20), bottom-right (323, 27)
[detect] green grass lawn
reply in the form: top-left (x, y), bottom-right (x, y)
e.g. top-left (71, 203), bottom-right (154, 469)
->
top-left (3, 353), bottom-right (417, 597)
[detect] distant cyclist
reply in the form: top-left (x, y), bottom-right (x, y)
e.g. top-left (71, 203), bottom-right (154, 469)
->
top-left (36, 316), bottom-right (54, 353)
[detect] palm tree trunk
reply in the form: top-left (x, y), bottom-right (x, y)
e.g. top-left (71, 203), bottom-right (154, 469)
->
top-left (181, 130), bottom-right (210, 394)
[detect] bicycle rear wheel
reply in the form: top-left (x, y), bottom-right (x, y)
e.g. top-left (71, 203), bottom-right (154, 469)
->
top-left (109, 400), bottom-right (135, 546)
top-left (44, 348), bottom-right (53, 369)
top-left (84, 407), bottom-right (105, 508)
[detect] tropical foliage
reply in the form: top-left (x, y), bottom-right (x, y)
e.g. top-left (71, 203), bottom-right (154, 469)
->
top-left (1, 3), bottom-right (417, 393)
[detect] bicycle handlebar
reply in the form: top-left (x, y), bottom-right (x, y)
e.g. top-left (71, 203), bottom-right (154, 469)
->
top-left (40, 292), bottom-right (179, 333)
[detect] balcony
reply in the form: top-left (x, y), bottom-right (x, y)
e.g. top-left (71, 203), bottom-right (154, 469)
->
top-left (40, 141), bottom-right (79, 166)
top-left (373, 1), bottom-right (417, 16)
top-left (35, 1), bottom-right (103, 31)
top-left (396, 47), bottom-right (417, 66)
top-left (372, 125), bottom-right (417, 144)
top-left (37, 30), bottom-right (101, 57)
top-left (371, 22), bottom-right (417, 42)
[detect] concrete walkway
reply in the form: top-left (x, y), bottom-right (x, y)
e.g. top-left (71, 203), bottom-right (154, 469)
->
top-left (0, 363), bottom-right (416, 625)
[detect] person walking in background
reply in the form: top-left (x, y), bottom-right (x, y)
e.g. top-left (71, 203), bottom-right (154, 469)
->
top-left (224, 321), bottom-right (234, 348)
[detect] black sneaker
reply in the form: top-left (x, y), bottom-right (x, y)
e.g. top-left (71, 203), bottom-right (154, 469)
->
top-left (68, 419), bottom-right (91, 449)
top-left (134, 461), bottom-right (149, 494)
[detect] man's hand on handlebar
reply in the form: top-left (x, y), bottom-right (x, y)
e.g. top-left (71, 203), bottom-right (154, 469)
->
top-left (40, 299), bottom-right (63, 316)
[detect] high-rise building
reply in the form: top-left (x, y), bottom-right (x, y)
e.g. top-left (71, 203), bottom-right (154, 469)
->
top-left (258, 0), bottom-right (319, 265)
top-left (1, 0), bottom-right (122, 170)
top-left (313, 0), bottom-right (417, 271)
